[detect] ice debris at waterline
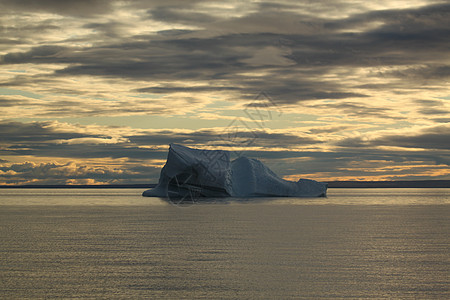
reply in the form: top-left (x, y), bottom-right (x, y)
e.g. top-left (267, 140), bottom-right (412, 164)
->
top-left (142, 144), bottom-right (327, 198)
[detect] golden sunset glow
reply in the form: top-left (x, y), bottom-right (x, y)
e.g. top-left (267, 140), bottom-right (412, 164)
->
top-left (0, 0), bottom-right (449, 185)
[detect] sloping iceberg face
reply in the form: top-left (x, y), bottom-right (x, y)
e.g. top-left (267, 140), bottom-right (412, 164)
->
top-left (230, 157), bottom-right (327, 197)
top-left (142, 144), bottom-right (327, 198)
top-left (142, 144), bottom-right (232, 198)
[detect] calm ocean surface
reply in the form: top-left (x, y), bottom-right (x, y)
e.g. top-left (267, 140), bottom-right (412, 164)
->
top-left (1, 188), bottom-right (449, 299)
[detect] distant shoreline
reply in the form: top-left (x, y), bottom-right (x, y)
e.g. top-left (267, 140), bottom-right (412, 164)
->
top-left (0, 184), bottom-right (157, 189)
top-left (0, 180), bottom-right (449, 188)
top-left (326, 180), bottom-right (450, 188)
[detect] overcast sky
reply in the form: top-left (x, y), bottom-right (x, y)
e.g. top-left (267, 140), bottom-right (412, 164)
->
top-left (1, 0), bottom-right (449, 185)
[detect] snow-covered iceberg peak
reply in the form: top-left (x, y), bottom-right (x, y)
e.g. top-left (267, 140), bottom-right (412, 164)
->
top-left (142, 144), bottom-right (327, 198)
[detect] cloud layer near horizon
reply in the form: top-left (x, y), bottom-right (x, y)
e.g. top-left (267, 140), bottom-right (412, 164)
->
top-left (0, 0), bottom-right (449, 184)
top-left (1, 120), bottom-right (449, 184)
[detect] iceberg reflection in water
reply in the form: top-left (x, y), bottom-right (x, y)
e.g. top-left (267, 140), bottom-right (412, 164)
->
top-left (143, 144), bottom-right (327, 200)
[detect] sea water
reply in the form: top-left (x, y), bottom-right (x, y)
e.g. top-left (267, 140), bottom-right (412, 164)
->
top-left (0, 188), bottom-right (449, 299)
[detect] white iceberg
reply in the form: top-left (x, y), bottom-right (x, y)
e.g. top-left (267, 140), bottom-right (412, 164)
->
top-left (142, 144), bottom-right (327, 198)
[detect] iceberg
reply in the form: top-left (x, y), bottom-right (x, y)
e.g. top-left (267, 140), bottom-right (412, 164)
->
top-left (142, 144), bottom-right (327, 198)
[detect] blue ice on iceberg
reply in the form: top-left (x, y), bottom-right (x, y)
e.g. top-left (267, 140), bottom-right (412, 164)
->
top-left (142, 144), bottom-right (327, 198)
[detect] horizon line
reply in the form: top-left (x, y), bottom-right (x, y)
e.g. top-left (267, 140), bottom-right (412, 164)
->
top-left (1, 180), bottom-right (449, 188)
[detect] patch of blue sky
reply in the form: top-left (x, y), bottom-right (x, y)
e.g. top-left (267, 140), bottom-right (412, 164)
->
top-left (7, 69), bottom-right (26, 73)
top-left (129, 93), bottom-right (164, 99)
top-left (0, 88), bottom-right (43, 99)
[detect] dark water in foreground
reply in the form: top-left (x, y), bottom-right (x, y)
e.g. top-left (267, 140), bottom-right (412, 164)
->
top-left (0, 188), bottom-right (449, 299)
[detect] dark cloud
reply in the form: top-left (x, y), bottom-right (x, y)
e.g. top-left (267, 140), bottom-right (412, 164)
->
top-left (2, 143), bottom-right (160, 160)
top-left (1, 2), bottom-right (448, 105)
top-left (149, 6), bottom-right (218, 24)
top-left (130, 129), bottom-right (321, 150)
top-left (432, 117), bottom-right (450, 123)
top-left (0, 97), bottom-right (34, 107)
top-left (0, 23), bottom-right (60, 42)
top-left (0, 121), bottom-right (86, 142)
top-left (155, 29), bottom-right (195, 36)
top-left (0, 121), bottom-right (321, 160)
top-left (307, 126), bottom-right (354, 134)
top-left (0, 161), bottom-right (159, 185)
top-left (415, 99), bottom-right (444, 106)
top-left (307, 101), bottom-right (401, 119)
top-left (0, 121), bottom-right (157, 159)
top-left (419, 108), bottom-right (449, 115)
top-left (1, 46), bottom-right (68, 64)
top-left (409, 100), bottom-right (449, 117)
top-left (0, 38), bottom-right (23, 45)
top-left (135, 85), bottom-right (240, 93)
top-left (387, 65), bottom-right (450, 85)
top-left (125, 0), bottom-right (208, 10)
top-left (82, 21), bottom-right (129, 38)
top-left (337, 125), bottom-right (450, 151)
top-left (0, 0), bottom-right (113, 17)
top-left (377, 126), bottom-right (450, 150)
top-left (244, 146), bottom-right (450, 181)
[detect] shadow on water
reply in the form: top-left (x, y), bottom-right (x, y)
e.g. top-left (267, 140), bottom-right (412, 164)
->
top-left (163, 188), bottom-right (450, 206)
top-left (164, 195), bottom-right (327, 207)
